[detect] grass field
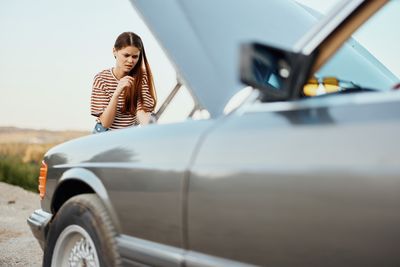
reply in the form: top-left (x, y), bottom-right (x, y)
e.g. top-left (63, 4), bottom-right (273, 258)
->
top-left (0, 127), bottom-right (89, 192)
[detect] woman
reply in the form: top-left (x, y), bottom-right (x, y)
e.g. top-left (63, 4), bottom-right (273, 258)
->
top-left (91, 32), bottom-right (157, 132)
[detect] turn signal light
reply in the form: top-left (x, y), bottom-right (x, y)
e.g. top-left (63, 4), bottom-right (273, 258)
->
top-left (38, 161), bottom-right (48, 200)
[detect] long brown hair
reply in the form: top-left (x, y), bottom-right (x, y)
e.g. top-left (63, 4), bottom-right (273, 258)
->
top-left (114, 32), bottom-right (157, 115)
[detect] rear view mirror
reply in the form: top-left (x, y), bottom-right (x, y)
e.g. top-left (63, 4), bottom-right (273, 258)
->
top-left (240, 43), bottom-right (314, 101)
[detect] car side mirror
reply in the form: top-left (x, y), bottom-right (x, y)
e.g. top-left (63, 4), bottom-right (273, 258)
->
top-left (240, 42), bottom-right (315, 101)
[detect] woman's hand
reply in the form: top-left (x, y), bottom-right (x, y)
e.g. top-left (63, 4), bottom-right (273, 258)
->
top-left (136, 110), bottom-right (153, 125)
top-left (99, 75), bottom-right (134, 128)
top-left (115, 76), bottom-right (135, 96)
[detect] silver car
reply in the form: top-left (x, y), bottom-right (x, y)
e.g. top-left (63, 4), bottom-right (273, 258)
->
top-left (28, 0), bottom-right (400, 266)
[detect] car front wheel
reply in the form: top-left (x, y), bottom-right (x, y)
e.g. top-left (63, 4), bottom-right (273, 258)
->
top-left (43, 194), bottom-right (121, 267)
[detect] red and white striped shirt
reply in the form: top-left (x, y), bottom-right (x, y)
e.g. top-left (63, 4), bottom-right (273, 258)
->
top-left (90, 68), bottom-right (155, 129)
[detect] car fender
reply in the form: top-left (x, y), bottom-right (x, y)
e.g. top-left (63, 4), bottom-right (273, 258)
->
top-left (52, 167), bottom-right (121, 232)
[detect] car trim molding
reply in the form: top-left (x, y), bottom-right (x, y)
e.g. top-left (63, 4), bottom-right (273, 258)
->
top-left (117, 234), bottom-right (256, 267)
top-left (184, 251), bottom-right (256, 267)
top-left (294, 0), bottom-right (364, 55)
top-left (117, 234), bottom-right (184, 266)
top-left (53, 162), bottom-right (181, 170)
top-left (243, 91), bottom-right (400, 114)
top-left (294, 0), bottom-right (388, 73)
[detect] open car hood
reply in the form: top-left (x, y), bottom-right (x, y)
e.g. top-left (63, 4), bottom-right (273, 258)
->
top-left (130, 0), bottom-right (316, 117)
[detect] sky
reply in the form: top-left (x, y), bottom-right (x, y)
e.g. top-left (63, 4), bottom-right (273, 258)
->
top-left (0, 0), bottom-right (398, 131)
top-left (0, 0), bottom-right (176, 131)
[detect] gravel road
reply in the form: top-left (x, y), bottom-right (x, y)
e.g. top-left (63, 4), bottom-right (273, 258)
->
top-left (0, 182), bottom-right (42, 267)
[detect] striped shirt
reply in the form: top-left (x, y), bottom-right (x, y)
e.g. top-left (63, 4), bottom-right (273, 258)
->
top-left (91, 68), bottom-right (155, 129)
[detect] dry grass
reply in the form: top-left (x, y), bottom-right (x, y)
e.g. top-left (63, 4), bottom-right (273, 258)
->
top-left (0, 126), bottom-right (89, 145)
top-left (0, 127), bottom-right (89, 191)
top-left (0, 143), bottom-right (53, 164)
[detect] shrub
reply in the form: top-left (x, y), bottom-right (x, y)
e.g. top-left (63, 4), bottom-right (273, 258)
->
top-left (0, 155), bottom-right (39, 192)
top-left (0, 129), bottom-right (87, 191)
top-left (0, 143), bottom-right (45, 192)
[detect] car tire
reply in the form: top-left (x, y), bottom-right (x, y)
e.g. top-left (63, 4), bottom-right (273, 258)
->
top-left (42, 193), bottom-right (121, 267)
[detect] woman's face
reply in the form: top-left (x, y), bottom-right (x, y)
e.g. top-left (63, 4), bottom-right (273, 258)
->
top-left (114, 45), bottom-right (141, 74)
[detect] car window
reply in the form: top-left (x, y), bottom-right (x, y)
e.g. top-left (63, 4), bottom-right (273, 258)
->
top-left (303, 1), bottom-right (400, 97)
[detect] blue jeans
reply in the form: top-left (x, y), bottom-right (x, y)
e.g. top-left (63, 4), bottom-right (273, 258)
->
top-left (92, 122), bottom-right (109, 134)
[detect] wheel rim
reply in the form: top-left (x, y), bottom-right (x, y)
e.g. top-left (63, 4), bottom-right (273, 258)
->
top-left (51, 224), bottom-right (100, 267)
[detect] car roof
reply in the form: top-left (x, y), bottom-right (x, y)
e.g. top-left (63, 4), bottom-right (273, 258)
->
top-left (131, 0), bottom-right (316, 117)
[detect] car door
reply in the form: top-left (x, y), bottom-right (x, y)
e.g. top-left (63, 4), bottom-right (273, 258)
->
top-left (99, 118), bottom-right (212, 251)
top-left (185, 1), bottom-right (400, 266)
top-left (186, 94), bottom-right (400, 266)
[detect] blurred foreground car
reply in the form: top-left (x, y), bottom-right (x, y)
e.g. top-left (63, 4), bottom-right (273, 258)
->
top-left (28, 0), bottom-right (400, 266)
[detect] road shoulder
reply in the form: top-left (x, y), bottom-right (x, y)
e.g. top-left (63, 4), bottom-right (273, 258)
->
top-left (0, 182), bottom-right (42, 267)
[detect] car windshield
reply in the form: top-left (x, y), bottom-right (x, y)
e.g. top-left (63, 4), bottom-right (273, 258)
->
top-left (303, 1), bottom-right (400, 97)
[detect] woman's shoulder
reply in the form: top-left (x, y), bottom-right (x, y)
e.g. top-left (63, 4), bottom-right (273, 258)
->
top-left (92, 69), bottom-right (114, 89)
top-left (94, 68), bottom-right (112, 80)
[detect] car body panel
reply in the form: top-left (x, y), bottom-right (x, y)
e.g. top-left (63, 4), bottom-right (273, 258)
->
top-left (188, 91), bottom-right (400, 266)
top-left (43, 119), bottom-right (215, 248)
top-left (131, 0), bottom-right (316, 117)
top-left (54, 168), bottom-right (121, 230)
top-left (131, 0), bottom-right (397, 115)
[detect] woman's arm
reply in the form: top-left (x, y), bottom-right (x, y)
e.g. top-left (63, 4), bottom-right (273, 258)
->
top-left (99, 76), bottom-right (134, 128)
top-left (98, 93), bottom-right (120, 128)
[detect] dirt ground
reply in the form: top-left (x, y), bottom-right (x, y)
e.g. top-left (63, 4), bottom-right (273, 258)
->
top-left (0, 182), bottom-right (42, 267)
